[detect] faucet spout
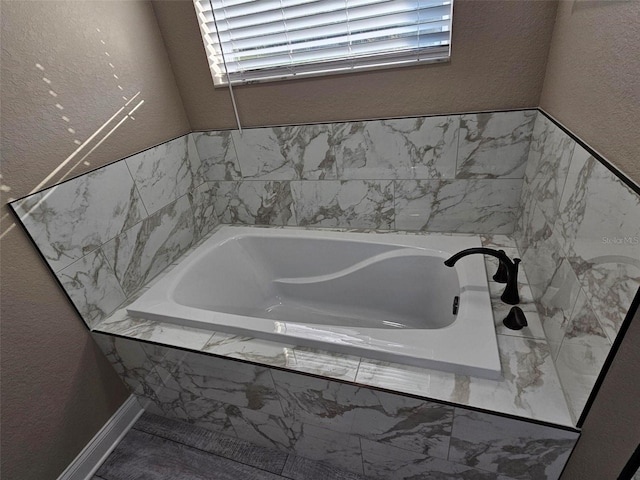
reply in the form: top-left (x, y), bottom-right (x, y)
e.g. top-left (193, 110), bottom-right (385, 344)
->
top-left (444, 247), bottom-right (520, 305)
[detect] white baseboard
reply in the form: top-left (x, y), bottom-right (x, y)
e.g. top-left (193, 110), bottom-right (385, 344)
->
top-left (57, 395), bottom-right (144, 480)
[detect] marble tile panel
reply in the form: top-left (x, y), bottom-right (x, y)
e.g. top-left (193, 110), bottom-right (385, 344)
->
top-left (92, 333), bottom-right (160, 395)
top-left (141, 383), bottom-right (236, 436)
top-left (554, 144), bottom-right (640, 340)
top-left (514, 195), bottom-right (548, 260)
top-left (281, 454), bottom-right (366, 480)
top-left (332, 116), bottom-right (459, 180)
top-left (133, 413), bottom-right (289, 474)
top-left (101, 194), bottom-right (195, 297)
top-left (520, 205), bottom-right (564, 302)
top-left (534, 259), bottom-right (582, 359)
top-left (554, 291), bottom-right (612, 422)
top-left (186, 132), bottom-right (205, 187)
top-left (463, 335), bottom-right (570, 425)
top-left (350, 389), bottom-right (453, 459)
top-left (291, 180), bottom-right (394, 229)
top-left (457, 110), bottom-right (537, 179)
top-left (561, 289), bottom-right (609, 349)
top-left (394, 179), bottom-right (521, 233)
top-left (208, 181), bottom-right (296, 225)
top-left (125, 135), bottom-right (199, 215)
top-left (12, 160), bottom-right (146, 272)
top-left (192, 130), bottom-right (242, 181)
top-left (188, 182), bottom-right (219, 240)
top-left (95, 429), bottom-right (285, 480)
top-left (522, 114), bottom-right (575, 224)
top-left (449, 409), bottom-right (578, 480)
top-left (226, 405), bottom-right (300, 452)
top-left (271, 369), bottom-right (366, 433)
top-left (57, 249), bottom-right (126, 328)
top-left (356, 333), bottom-right (573, 427)
top-left (202, 332), bottom-right (360, 381)
top-left (361, 438), bottom-right (506, 480)
top-left (513, 184), bottom-right (538, 255)
top-left (160, 350), bottom-right (284, 416)
top-left (233, 128), bottom-right (298, 180)
top-left (288, 124), bottom-right (337, 180)
top-left (290, 423), bottom-right (364, 475)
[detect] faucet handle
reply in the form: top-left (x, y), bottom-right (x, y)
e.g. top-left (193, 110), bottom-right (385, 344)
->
top-left (492, 250), bottom-right (508, 283)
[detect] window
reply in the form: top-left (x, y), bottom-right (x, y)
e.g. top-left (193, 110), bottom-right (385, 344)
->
top-left (193, 0), bottom-right (453, 85)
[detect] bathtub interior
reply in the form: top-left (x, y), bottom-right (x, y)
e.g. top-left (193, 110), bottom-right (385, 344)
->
top-left (170, 236), bottom-right (460, 329)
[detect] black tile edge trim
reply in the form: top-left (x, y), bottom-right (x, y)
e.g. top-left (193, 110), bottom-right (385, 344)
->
top-left (189, 107), bottom-right (537, 133)
top-left (7, 204), bottom-right (90, 331)
top-left (537, 108), bottom-right (640, 196)
top-left (7, 132), bottom-right (189, 206)
top-left (577, 286), bottom-right (640, 428)
top-left (91, 330), bottom-right (580, 433)
top-left (618, 443), bottom-right (640, 480)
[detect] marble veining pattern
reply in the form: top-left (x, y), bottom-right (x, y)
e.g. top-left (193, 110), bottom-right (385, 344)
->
top-left (208, 181), bottom-right (296, 226)
top-left (457, 110), bottom-right (536, 179)
top-left (291, 180), bottom-right (394, 229)
top-left (12, 161), bottom-right (147, 272)
top-left (57, 249), bottom-right (127, 328)
top-left (361, 438), bottom-right (510, 480)
top-left (521, 115), bottom-right (575, 225)
top-left (515, 114), bottom-right (640, 424)
top-left (101, 194), bottom-right (196, 297)
top-left (192, 130), bottom-right (242, 181)
top-left (158, 348), bottom-right (285, 417)
top-left (394, 179), bottom-right (521, 233)
top-left (232, 128), bottom-right (298, 180)
top-left (332, 116), bottom-right (459, 180)
top-left (553, 144), bottom-right (640, 340)
top-left (449, 409), bottom-right (578, 480)
top-left (349, 389), bottom-right (453, 459)
top-left (125, 135), bottom-right (202, 215)
top-left (188, 182), bottom-right (220, 240)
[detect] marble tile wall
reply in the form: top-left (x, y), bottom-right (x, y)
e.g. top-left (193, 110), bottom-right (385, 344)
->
top-left (193, 110), bottom-right (536, 233)
top-left (11, 134), bottom-right (218, 328)
top-left (515, 112), bottom-right (640, 423)
top-left (93, 332), bottom-right (579, 480)
top-left (12, 109), bottom-right (536, 329)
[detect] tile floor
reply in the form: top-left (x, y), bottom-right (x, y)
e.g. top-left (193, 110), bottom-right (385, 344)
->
top-left (94, 412), bottom-right (365, 480)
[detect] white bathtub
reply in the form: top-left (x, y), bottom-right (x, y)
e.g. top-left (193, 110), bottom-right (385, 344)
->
top-left (127, 226), bottom-right (501, 379)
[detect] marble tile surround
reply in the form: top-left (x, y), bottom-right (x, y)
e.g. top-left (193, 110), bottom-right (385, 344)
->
top-left (11, 134), bottom-right (217, 328)
top-left (193, 110), bottom-right (535, 233)
top-left (515, 112), bottom-right (640, 424)
top-left (11, 110), bottom-right (536, 330)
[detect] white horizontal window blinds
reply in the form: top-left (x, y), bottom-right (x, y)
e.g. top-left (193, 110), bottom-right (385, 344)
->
top-left (194, 0), bottom-right (453, 85)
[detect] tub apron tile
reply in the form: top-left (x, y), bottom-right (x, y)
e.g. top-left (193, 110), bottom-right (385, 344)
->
top-left (448, 409), bottom-right (579, 480)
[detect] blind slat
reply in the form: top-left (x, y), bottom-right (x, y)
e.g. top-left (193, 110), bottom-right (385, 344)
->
top-left (194, 0), bottom-right (453, 85)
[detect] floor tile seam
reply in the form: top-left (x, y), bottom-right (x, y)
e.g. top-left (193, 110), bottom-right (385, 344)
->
top-left (130, 423), bottom-right (288, 475)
